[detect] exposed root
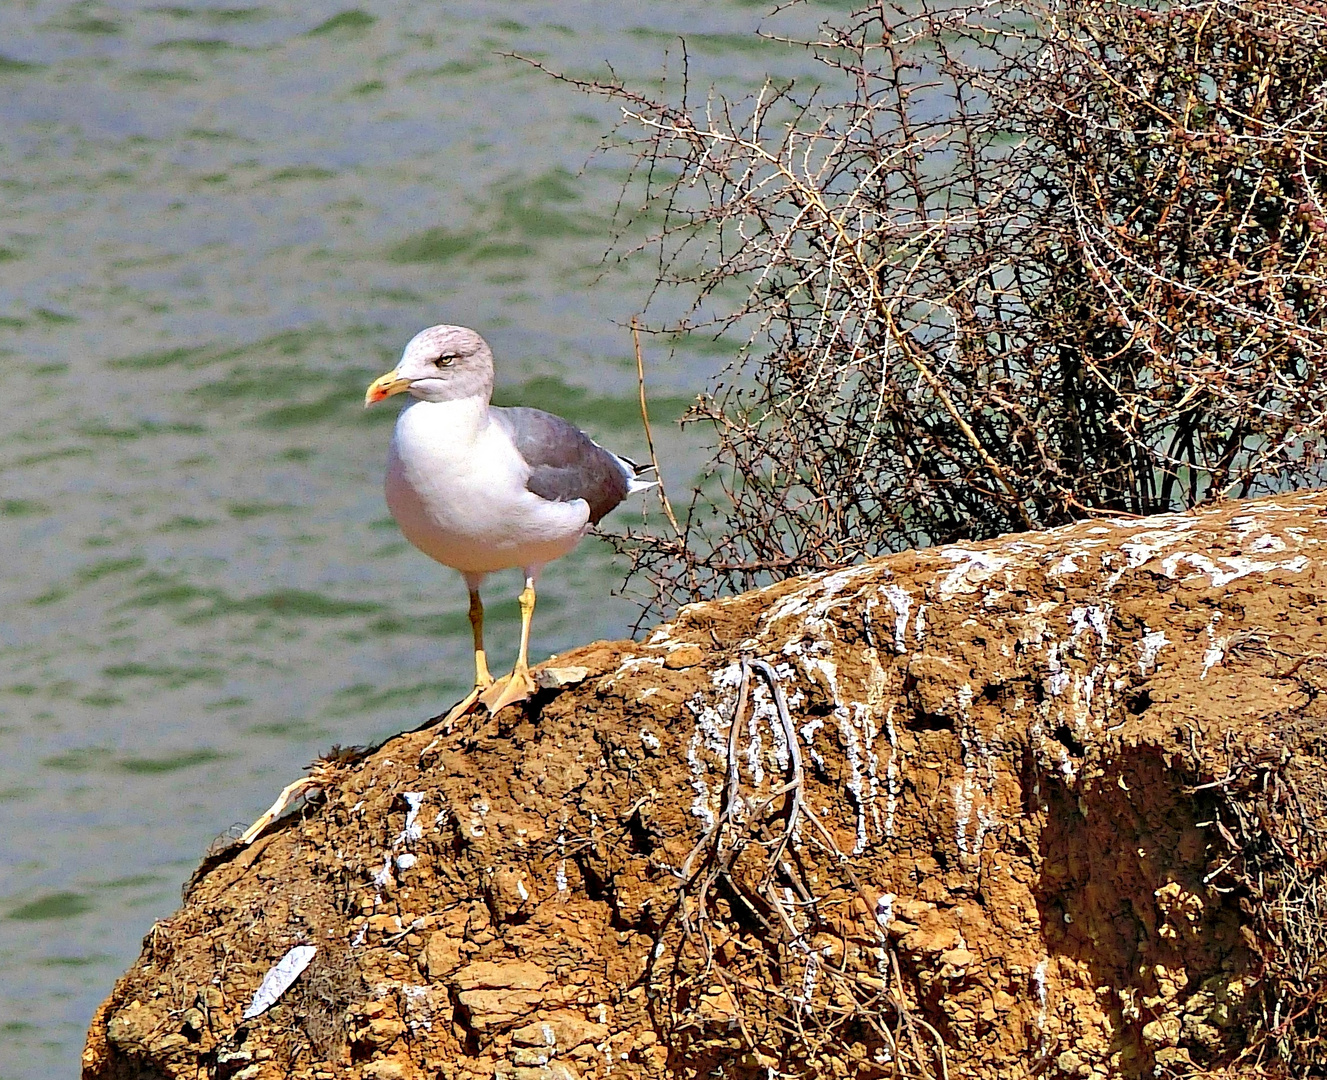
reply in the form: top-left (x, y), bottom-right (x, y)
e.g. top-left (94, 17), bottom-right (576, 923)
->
top-left (658, 656), bottom-right (949, 1079)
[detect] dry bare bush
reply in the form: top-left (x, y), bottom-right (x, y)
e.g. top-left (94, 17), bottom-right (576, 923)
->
top-left (541, 0), bottom-right (1327, 620)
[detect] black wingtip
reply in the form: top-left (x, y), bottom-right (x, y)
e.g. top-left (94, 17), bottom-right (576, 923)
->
top-left (618, 454), bottom-right (657, 476)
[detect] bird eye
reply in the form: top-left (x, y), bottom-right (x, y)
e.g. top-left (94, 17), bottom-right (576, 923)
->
top-left (435, 354), bottom-right (456, 367)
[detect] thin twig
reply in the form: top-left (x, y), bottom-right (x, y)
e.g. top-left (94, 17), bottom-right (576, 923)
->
top-left (631, 316), bottom-right (682, 538)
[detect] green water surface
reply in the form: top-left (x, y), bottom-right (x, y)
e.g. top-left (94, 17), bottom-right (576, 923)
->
top-left (0, 1), bottom-right (833, 1075)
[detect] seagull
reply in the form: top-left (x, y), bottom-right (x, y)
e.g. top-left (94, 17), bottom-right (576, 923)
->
top-left (365, 324), bottom-right (655, 715)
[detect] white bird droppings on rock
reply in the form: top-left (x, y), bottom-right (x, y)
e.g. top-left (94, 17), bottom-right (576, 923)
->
top-left (1069, 604), bottom-right (1111, 646)
top-left (397, 792), bottom-right (424, 846)
top-left (1137, 629), bottom-right (1169, 673)
top-left (881, 584), bottom-right (912, 653)
top-left (1201, 613), bottom-right (1228, 680)
top-left (1048, 552), bottom-right (1079, 576)
top-left (1162, 550), bottom-right (1308, 589)
top-left (936, 549), bottom-right (1011, 600)
top-left (1248, 533), bottom-right (1286, 553)
top-left (1046, 643), bottom-right (1070, 697)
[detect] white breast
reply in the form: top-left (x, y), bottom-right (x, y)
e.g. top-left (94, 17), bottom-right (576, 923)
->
top-left (384, 398), bottom-right (591, 575)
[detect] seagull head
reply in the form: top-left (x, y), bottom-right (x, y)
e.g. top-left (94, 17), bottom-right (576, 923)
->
top-left (365, 324), bottom-right (495, 407)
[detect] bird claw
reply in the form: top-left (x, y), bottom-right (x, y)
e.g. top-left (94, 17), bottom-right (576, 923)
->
top-left (435, 685), bottom-right (484, 731)
top-left (478, 667), bottom-right (538, 714)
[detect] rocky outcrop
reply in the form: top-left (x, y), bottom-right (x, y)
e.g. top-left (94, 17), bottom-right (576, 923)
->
top-left (83, 491), bottom-right (1327, 1079)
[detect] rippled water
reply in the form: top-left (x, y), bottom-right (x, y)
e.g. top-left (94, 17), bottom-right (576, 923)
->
top-left (0, 1), bottom-right (837, 1074)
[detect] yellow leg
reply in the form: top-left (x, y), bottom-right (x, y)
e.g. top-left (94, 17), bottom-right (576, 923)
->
top-left (478, 575), bottom-right (540, 714)
top-left (469, 587), bottom-right (494, 689)
top-left (513, 581), bottom-right (535, 679)
top-left (429, 581), bottom-right (493, 730)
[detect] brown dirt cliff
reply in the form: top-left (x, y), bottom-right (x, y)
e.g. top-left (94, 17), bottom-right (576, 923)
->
top-left (83, 491), bottom-right (1327, 1080)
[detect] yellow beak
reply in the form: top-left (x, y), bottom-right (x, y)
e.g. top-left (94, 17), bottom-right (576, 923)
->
top-left (365, 369), bottom-right (412, 407)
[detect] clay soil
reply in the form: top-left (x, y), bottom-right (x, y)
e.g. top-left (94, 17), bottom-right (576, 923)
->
top-left (84, 491), bottom-right (1327, 1080)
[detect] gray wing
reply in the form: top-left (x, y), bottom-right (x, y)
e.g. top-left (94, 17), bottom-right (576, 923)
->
top-left (491, 406), bottom-right (630, 524)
